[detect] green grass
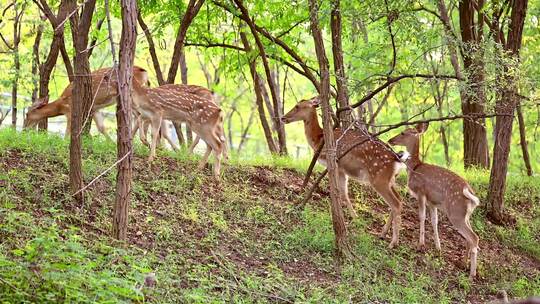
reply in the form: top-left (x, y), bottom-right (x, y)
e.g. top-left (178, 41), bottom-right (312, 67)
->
top-left (0, 128), bottom-right (539, 303)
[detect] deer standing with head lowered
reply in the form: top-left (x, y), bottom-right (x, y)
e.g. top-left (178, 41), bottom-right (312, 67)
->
top-left (23, 66), bottom-right (149, 138)
top-left (130, 81), bottom-right (226, 179)
top-left (282, 97), bottom-right (408, 248)
top-left (388, 122), bottom-right (480, 279)
top-left (133, 84), bottom-right (226, 156)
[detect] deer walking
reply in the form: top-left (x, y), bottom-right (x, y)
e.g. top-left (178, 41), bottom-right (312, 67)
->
top-left (282, 97), bottom-right (408, 248)
top-left (130, 82), bottom-right (226, 179)
top-left (23, 66), bottom-right (149, 138)
top-left (388, 122), bottom-right (480, 279)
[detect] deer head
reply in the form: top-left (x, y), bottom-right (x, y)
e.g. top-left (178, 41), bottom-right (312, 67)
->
top-left (388, 122), bottom-right (429, 148)
top-left (23, 96), bottom-right (49, 128)
top-left (281, 97), bottom-right (320, 123)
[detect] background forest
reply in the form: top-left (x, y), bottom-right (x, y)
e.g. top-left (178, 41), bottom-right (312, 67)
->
top-left (0, 0), bottom-right (539, 303)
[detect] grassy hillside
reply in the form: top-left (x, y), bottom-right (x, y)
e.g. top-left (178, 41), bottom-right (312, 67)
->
top-left (0, 128), bottom-right (539, 303)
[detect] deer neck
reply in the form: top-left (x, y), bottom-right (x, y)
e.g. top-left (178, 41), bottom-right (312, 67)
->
top-left (405, 138), bottom-right (422, 171)
top-left (39, 99), bottom-right (68, 119)
top-left (303, 110), bottom-right (323, 150)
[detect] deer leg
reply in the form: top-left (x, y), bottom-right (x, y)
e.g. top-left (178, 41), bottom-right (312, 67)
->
top-left (93, 112), bottom-right (111, 141)
top-left (418, 195), bottom-right (427, 250)
top-left (197, 143), bottom-right (212, 170)
top-left (208, 133), bottom-right (224, 179)
top-left (373, 182), bottom-right (403, 249)
top-left (65, 115), bottom-right (71, 138)
top-left (148, 115), bottom-right (162, 162)
top-left (429, 205), bottom-right (441, 251)
top-left (132, 115), bottom-right (140, 142)
top-left (337, 171), bottom-right (356, 218)
top-left (161, 121), bottom-right (180, 151)
top-left (140, 119), bottom-right (151, 147)
top-left (188, 135), bottom-right (200, 153)
top-left (449, 213), bottom-right (479, 279)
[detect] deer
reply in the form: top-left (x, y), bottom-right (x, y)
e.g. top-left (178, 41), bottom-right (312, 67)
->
top-left (23, 66), bottom-right (149, 138)
top-left (388, 122), bottom-right (480, 279)
top-left (133, 84), bottom-right (220, 154)
top-left (129, 81), bottom-right (226, 179)
top-left (281, 97), bottom-right (408, 248)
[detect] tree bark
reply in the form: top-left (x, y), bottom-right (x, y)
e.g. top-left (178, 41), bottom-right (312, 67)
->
top-left (234, 0), bottom-right (287, 155)
top-left (239, 31), bottom-right (279, 154)
top-left (31, 22), bottom-right (44, 104)
top-left (68, 0), bottom-right (97, 204)
top-left (10, 1), bottom-right (23, 128)
top-left (487, 0), bottom-right (528, 224)
top-left (308, 0), bottom-right (349, 259)
top-left (166, 0), bottom-right (205, 84)
top-left (516, 105), bottom-right (532, 176)
top-left (330, 0), bottom-right (352, 128)
top-left (458, 0), bottom-right (490, 169)
top-left (35, 0), bottom-right (72, 130)
top-left (137, 11), bottom-right (165, 85)
top-left (113, 0), bottom-right (137, 240)
top-left (180, 49), bottom-right (193, 144)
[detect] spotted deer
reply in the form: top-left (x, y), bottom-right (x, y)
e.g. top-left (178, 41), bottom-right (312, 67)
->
top-left (133, 84), bottom-right (226, 157)
top-left (23, 66), bottom-right (149, 138)
top-left (388, 122), bottom-right (480, 279)
top-left (130, 81), bottom-right (226, 179)
top-left (281, 97), bottom-right (408, 248)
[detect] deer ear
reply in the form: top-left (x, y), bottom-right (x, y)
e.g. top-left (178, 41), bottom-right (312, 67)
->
top-left (32, 96), bottom-right (48, 109)
top-left (415, 122), bottom-right (429, 133)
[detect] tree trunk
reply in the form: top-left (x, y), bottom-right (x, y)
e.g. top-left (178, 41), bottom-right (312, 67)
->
top-left (516, 105), bottom-right (532, 176)
top-left (487, 0), bottom-right (528, 224)
top-left (330, 0), bottom-right (352, 128)
top-left (137, 11), bottom-right (165, 85)
top-left (180, 49), bottom-right (193, 145)
top-left (113, 0), bottom-right (137, 240)
top-left (31, 22), bottom-right (44, 104)
top-left (234, 0), bottom-right (287, 155)
top-left (308, 0), bottom-right (349, 259)
top-left (68, 0), bottom-right (97, 204)
top-left (458, 0), bottom-right (490, 169)
top-left (37, 0), bottom-right (72, 130)
top-left (239, 31), bottom-right (279, 154)
top-left (166, 0), bottom-right (205, 84)
top-left (10, 3), bottom-right (21, 128)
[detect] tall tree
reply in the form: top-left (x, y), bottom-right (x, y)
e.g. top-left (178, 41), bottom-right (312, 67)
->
top-left (68, 0), bottom-right (97, 204)
top-left (487, 0), bottom-right (528, 223)
top-left (234, 0), bottom-right (288, 155)
top-left (113, 0), bottom-right (137, 240)
top-left (33, 0), bottom-right (74, 130)
top-left (458, 0), bottom-right (490, 168)
top-left (0, 0), bottom-right (25, 128)
top-left (330, 0), bottom-right (353, 128)
top-left (308, 0), bottom-right (349, 258)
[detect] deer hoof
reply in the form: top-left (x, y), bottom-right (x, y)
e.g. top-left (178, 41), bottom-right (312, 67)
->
top-left (388, 240), bottom-right (398, 249)
top-left (416, 243), bottom-right (427, 252)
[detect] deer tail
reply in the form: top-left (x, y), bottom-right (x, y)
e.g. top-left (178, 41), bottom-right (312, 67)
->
top-left (463, 187), bottom-right (480, 206)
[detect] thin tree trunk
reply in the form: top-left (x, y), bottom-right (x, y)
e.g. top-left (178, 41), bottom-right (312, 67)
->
top-left (68, 0), bottom-right (97, 204)
top-left (308, 0), bottom-right (349, 259)
top-left (237, 106), bottom-right (256, 153)
top-left (137, 11), bottom-right (164, 85)
top-left (166, 0), bottom-right (205, 84)
top-left (239, 31), bottom-right (278, 154)
top-left (180, 49), bottom-right (192, 145)
top-left (31, 22), bottom-right (44, 104)
top-left (234, 0), bottom-right (287, 155)
top-left (516, 105), bottom-right (532, 176)
top-left (330, 0), bottom-right (352, 128)
top-left (487, 0), bottom-right (528, 224)
top-left (36, 0), bottom-right (72, 130)
top-left (458, 0), bottom-right (490, 169)
top-left (113, 0), bottom-right (137, 240)
top-left (10, 2), bottom-right (22, 128)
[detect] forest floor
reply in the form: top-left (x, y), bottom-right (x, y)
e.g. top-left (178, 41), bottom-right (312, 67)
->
top-left (0, 128), bottom-right (539, 303)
